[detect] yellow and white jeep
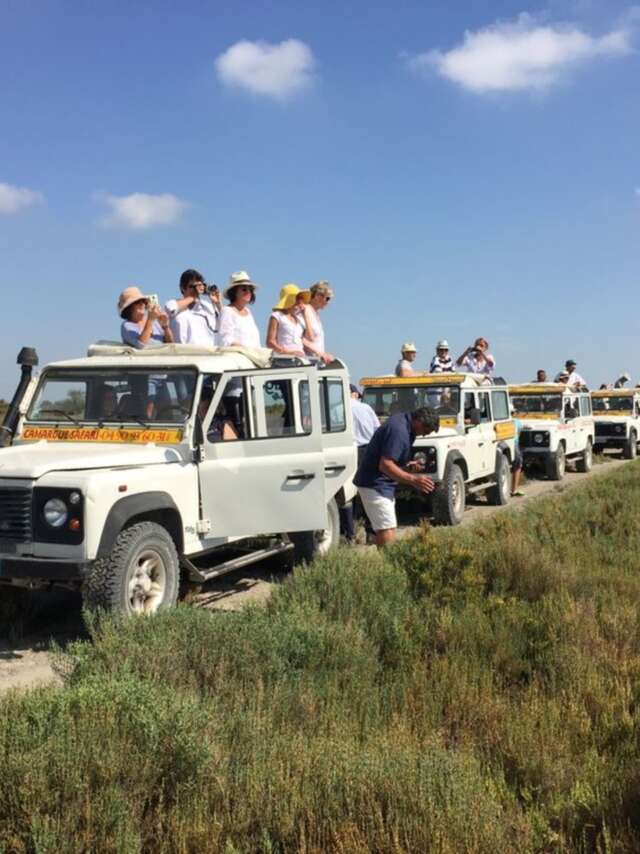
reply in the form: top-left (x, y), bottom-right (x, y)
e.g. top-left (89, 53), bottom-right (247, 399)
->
top-left (360, 373), bottom-right (516, 525)
top-left (591, 388), bottom-right (640, 459)
top-left (509, 383), bottom-right (594, 479)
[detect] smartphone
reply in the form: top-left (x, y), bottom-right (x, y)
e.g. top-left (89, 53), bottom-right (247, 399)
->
top-left (147, 293), bottom-right (159, 307)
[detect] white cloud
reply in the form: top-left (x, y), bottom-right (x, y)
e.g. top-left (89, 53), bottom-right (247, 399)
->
top-left (215, 38), bottom-right (315, 98)
top-left (0, 182), bottom-right (44, 215)
top-left (97, 192), bottom-right (189, 230)
top-left (410, 13), bottom-right (632, 93)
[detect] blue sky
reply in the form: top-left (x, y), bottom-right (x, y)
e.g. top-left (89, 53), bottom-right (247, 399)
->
top-left (1, 0), bottom-right (639, 397)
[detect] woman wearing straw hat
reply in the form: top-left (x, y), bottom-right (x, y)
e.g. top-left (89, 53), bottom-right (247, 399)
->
top-left (266, 284), bottom-right (310, 356)
top-left (118, 286), bottom-right (173, 348)
top-left (218, 271), bottom-right (261, 349)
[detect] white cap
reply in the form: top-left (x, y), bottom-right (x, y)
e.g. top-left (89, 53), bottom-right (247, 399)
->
top-left (436, 340), bottom-right (449, 349)
top-left (401, 341), bottom-right (417, 353)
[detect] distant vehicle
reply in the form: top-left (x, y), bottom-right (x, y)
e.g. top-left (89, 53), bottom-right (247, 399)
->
top-left (591, 388), bottom-right (640, 459)
top-left (0, 343), bottom-right (356, 615)
top-left (360, 372), bottom-right (516, 525)
top-left (509, 383), bottom-right (594, 480)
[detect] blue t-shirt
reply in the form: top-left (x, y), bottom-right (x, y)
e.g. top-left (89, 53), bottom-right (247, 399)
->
top-left (121, 320), bottom-right (166, 349)
top-left (354, 412), bottom-right (415, 498)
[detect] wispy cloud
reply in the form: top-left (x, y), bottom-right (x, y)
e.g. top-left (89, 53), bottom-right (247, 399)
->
top-left (409, 13), bottom-right (632, 93)
top-left (97, 192), bottom-right (189, 230)
top-left (215, 38), bottom-right (315, 98)
top-left (0, 182), bottom-right (44, 215)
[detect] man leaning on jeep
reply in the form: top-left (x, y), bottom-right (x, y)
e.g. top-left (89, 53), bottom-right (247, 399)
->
top-left (354, 407), bottom-right (440, 548)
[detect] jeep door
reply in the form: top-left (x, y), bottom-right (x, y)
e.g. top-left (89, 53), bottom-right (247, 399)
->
top-left (197, 370), bottom-right (327, 540)
top-left (476, 391), bottom-right (498, 473)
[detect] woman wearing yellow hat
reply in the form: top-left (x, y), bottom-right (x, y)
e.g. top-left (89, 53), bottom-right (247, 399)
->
top-left (266, 284), bottom-right (311, 356)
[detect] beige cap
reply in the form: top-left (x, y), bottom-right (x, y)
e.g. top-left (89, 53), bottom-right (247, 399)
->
top-left (401, 341), bottom-right (417, 353)
top-left (117, 286), bottom-right (149, 318)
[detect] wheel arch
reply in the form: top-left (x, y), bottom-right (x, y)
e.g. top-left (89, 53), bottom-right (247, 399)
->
top-left (445, 450), bottom-right (468, 481)
top-left (96, 492), bottom-right (184, 559)
top-left (496, 441), bottom-right (512, 464)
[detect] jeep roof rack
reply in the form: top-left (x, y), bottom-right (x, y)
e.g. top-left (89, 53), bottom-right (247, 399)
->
top-left (360, 372), bottom-right (501, 388)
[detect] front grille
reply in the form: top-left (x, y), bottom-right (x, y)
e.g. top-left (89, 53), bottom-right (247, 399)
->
top-left (595, 423), bottom-right (626, 438)
top-left (0, 488), bottom-right (33, 542)
top-left (520, 430), bottom-right (550, 449)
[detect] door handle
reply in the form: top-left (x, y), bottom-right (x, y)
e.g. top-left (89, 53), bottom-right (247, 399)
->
top-left (324, 464), bottom-right (346, 473)
top-left (286, 472), bottom-right (316, 481)
top-left (478, 442), bottom-right (484, 447)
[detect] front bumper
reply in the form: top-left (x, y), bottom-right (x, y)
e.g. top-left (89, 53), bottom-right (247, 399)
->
top-left (0, 557), bottom-right (90, 582)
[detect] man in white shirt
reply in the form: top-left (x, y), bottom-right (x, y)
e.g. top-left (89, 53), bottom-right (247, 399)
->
top-left (395, 342), bottom-right (417, 377)
top-left (165, 268), bottom-right (220, 346)
top-left (340, 385), bottom-right (380, 542)
top-left (555, 359), bottom-right (586, 388)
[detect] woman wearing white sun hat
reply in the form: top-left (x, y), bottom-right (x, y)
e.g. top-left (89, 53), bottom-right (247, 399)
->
top-left (218, 271), bottom-right (261, 349)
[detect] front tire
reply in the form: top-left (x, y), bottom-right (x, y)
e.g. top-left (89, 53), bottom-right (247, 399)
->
top-left (545, 445), bottom-right (566, 481)
top-left (623, 431), bottom-right (637, 460)
top-left (83, 521), bottom-right (179, 615)
top-left (288, 498), bottom-right (340, 563)
top-left (433, 463), bottom-right (465, 525)
top-left (576, 439), bottom-right (593, 473)
top-left (487, 452), bottom-right (510, 505)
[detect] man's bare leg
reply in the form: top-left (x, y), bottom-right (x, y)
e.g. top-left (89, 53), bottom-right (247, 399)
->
top-left (375, 528), bottom-right (396, 548)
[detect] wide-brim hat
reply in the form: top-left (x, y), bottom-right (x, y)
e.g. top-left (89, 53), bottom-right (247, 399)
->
top-left (117, 286), bottom-right (149, 318)
top-left (223, 270), bottom-right (259, 299)
top-left (401, 341), bottom-right (417, 353)
top-left (273, 283), bottom-right (311, 311)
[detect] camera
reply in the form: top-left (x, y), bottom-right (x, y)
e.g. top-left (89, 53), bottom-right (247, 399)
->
top-left (207, 283), bottom-right (219, 295)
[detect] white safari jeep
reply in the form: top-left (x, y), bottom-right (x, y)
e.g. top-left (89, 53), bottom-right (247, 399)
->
top-left (591, 388), bottom-right (640, 459)
top-left (0, 343), bottom-right (356, 614)
top-left (360, 373), bottom-right (516, 525)
top-left (509, 383), bottom-right (594, 479)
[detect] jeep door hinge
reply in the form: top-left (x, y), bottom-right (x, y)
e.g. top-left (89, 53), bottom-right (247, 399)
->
top-left (196, 519), bottom-right (211, 534)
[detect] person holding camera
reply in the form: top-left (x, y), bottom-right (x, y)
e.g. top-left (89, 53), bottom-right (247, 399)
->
top-left (118, 286), bottom-right (173, 349)
top-left (456, 337), bottom-right (495, 376)
top-left (165, 268), bottom-right (219, 346)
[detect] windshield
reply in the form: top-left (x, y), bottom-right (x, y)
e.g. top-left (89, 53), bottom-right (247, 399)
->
top-left (28, 368), bottom-right (197, 425)
top-left (511, 394), bottom-right (562, 416)
top-left (362, 385), bottom-right (460, 419)
top-left (592, 396), bottom-right (633, 412)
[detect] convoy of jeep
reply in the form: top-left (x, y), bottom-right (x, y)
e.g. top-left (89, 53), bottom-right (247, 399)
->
top-left (591, 388), bottom-right (640, 459)
top-left (509, 383), bottom-right (595, 479)
top-left (0, 344), bottom-right (356, 615)
top-left (360, 373), bottom-right (516, 525)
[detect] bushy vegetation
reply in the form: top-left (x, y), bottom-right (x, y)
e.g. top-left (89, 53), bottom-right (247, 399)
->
top-left (3, 464), bottom-right (640, 851)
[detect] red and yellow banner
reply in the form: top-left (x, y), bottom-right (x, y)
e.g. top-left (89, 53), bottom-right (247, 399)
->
top-left (21, 426), bottom-right (183, 444)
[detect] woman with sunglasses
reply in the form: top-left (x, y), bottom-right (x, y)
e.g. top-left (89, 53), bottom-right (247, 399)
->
top-left (218, 271), bottom-right (261, 348)
top-left (118, 286), bottom-right (173, 349)
top-left (302, 280), bottom-right (335, 364)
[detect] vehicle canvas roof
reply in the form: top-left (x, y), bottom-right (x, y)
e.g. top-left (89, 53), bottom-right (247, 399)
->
top-left (360, 372), bottom-right (499, 388)
top-left (509, 383), bottom-right (582, 394)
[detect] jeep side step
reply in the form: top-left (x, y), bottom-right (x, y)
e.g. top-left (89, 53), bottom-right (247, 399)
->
top-left (182, 541), bottom-right (293, 583)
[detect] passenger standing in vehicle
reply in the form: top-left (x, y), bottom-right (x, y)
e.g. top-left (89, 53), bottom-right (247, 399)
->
top-left (302, 280), bottom-right (335, 364)
top-left (555, 360), bottom-right (586, 388)
top-left (266, 284), bottom-right (310, 356)
top-left (119, 287), bottom-right (174, 349)
top-left (395, 343), bottom-right (418, 377)
top-left (429, 340), bottom-right (454, 373)
top-left (165, 269), bottom-right (219, 346)
top-left (354, 407), bottom-right (439, 548)
top-left (456, 338), bottom-right (495, 376)
top-left (533, 369), bottom-right (547, 383)
top-left (614, 372), bottom-right (631, 388)
top-left (339, 385), bottom-right (381, 542)
top-left (218, 271), bottom-right (261, 348)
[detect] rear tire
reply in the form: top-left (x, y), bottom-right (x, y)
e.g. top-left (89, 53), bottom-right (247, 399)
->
top-left (576, 439), bottom-right (593, 473)
top-left (433, 463), bottom-right (465, 525)
top-left (83, 521), bottom-right (180, 616)
top-left (289, 498), bottom-right (340, 563)
top-left (545, 445), bottom-right (565, 481)
top-left (623, 431), bottom-right (637, 460)
top-left (487, 452), bottom-right (510, 506)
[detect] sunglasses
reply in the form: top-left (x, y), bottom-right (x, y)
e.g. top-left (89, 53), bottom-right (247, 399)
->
top-left (237, 285), bottom-right (254, 292)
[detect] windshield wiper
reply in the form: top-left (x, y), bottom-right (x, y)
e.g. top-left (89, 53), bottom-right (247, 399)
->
top-left (39, 408), bottom-right (82, 426)
top-left (121, 414), bottom-right (152, 430)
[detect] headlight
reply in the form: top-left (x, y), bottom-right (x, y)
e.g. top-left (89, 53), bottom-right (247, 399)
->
top-left (616, 425), bottom-right (624, 434)
top-left (534, 433), bottom-right (544, 444)
top-left (43, 498), bottom-right (68, 528)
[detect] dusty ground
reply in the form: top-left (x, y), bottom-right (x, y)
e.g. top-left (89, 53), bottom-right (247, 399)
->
top-left (0, 454), bottom-right (629, 695)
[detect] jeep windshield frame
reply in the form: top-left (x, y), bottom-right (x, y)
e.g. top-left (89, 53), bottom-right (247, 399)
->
top-left (26, 367), bottom-right (198, 426)
top-left (511, 393), bottom-right (563, 417)
top-left (362, 384), bottom-right (461, 420)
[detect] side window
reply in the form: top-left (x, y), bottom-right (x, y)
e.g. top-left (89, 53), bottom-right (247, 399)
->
top-left (298, 380), bottom-right (312, 434)
top-left (579, 396), bottom-right (591, 416)
top-left (319, 378), bottom-right (346, 433)
top-left (478, 392), bottom-right (491, 422)
top-left (263, 379), bottom-right (296, 437)
top-left (463, 392), bottom-right (475, 416)
top-left (491, 391), bottom-right (509, 420)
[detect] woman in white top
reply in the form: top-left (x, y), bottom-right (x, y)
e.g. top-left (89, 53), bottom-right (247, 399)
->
top-left (266, 284), bottom-right (310, 356)
top-left (302, 280), bottom-right (334, 364)
top-left (218, 270), bottom-right (261, 349)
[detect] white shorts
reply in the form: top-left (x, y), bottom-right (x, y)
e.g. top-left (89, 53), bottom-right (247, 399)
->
top-left (357, 487), bottom-right (397, 532)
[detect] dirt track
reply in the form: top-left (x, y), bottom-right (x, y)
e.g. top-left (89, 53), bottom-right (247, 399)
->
top-left (0, 454), bottom-right (630, 695)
